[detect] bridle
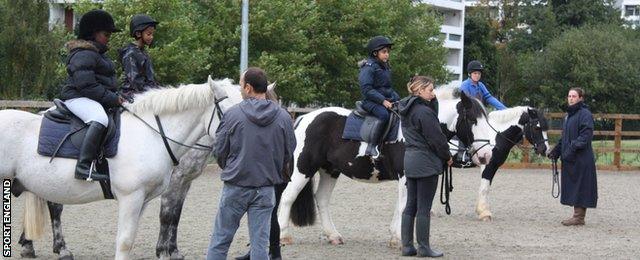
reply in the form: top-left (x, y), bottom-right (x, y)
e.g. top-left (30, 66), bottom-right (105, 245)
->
top-left (122, 94), bottom-right (228, 166)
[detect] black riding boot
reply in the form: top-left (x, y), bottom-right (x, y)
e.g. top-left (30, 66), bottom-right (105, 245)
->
top-left (401, 214), bottom-right (417, 256)
top-left (416, 216), bottom-right (443, 257)
top-left (75, 122), bottom-right (109, 181)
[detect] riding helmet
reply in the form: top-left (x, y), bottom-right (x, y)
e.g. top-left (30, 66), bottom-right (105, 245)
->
top-left (467, 60), bottom-right (484, 73)
top-left (366, 36), bottom-right (393, 56)
top-left (77, 9), bottom-right (121, 40)
top-left (129, 14), bottom-right (159, 38)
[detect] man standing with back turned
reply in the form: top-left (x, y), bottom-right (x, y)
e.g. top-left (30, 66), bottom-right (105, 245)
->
top-left (206, 67), bottom-right (296, 260)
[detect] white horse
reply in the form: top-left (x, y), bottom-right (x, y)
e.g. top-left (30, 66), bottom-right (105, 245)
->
top-left (436, 86), bottom-right (552, 221)
top-left (277, 91), bottom-right (496, 247)
top-left (0, 77), bottom-right (242, 259)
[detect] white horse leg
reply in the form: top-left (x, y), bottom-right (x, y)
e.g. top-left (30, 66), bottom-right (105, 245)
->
top-left (278, 171), bottom-right (312, 245)
top-left (476, 169), bottom-right (493, 221)
top-left (389, 175), bottom-right (407, 249)
top-left (114, 192), bottom-right (146, 260)
top-left (316, 171), bottom-right (342, 245)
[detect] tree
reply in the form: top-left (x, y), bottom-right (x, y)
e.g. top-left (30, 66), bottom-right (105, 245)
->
top-left (0, 0), bottom-right (67, 99)
top-left (520, 24), bottom-right (640, 113)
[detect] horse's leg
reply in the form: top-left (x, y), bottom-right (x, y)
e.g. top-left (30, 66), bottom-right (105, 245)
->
top-left (389, 175), bottom-right (407, 249)
top-left (316, 171), bottom-right (342, 245)
top-left (19, 231), bottom-right (36, 258)
top-left (278, 171), bottom-right (313, 245)
top-left (476, 165), bottom-right (493, 221)
top-left (47, 201), bottom-right (73, 260)
top-left (114, 192), bottom-right (146, 260)
top-left (156, 149), bottom-right (210, 260)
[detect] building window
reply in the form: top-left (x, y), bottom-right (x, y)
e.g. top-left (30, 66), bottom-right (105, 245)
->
top-left (625, 5), bottom-right (639, 17)
top-left (449, 73), bottom-right (461, 81)
top-left (449, 34), bottom-right (462, 41)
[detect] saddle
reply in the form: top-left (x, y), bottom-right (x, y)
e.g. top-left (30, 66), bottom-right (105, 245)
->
top-left (342, 101), bottom-right (399, 145)
top-left (37, 99), bottom-right (121, 161)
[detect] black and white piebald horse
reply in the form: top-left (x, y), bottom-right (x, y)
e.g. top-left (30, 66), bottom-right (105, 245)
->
top-left (277, 92), bottom-right (496, 247)
top-left (473, 106), bottom-right (550, 221)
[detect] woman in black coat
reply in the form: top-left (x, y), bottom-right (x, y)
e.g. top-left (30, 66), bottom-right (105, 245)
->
top-left (397, 76), bottom-right (452, 257)
top-left (548, 87), bottom-right (597, 226)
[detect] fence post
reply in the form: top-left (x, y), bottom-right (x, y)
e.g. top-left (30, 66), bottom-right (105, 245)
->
top-left (521, 139), bottom-right (530, 166)
top-left (614, 118), bottom-right (622, 170)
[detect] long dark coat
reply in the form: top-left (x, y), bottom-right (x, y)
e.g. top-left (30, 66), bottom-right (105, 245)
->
top-left (551, 101), bottom-right (598, 208)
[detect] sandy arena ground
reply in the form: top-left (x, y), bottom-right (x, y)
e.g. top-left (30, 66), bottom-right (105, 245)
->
top-left (7, 166), bottom-right (640, 259)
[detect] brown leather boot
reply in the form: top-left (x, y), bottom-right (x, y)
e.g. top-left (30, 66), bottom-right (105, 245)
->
top-left (561, 207), bottom-right (586, 226)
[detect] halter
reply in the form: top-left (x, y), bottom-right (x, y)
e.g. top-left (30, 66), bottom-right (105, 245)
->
top-left (122, 95), bottom-right (228, 166)
top-left (524, 118), bottom-right (548, 152)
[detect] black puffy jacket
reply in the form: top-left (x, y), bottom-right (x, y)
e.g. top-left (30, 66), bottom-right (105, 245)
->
top-left (59, 40), bottom-right (120, 108)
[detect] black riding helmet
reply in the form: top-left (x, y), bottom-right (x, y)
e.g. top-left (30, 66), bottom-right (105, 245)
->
top-left (78, 9), bottom-right (121, 40)
top-left (130, 14), bottom-right (159, 38)
top-left (366, 36), bottom-right (393, 57)
top-left (467, 60), bottom-right (484, 73)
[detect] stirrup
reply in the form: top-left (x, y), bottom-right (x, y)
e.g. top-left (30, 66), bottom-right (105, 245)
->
top-left (371, 145), bottom-right (381, 159)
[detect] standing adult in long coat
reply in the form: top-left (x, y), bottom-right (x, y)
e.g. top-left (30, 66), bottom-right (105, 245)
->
top-left (548, 87), bottom-right (597, 226)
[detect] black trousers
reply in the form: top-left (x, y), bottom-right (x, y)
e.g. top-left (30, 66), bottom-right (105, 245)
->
top-left (403, 175), bottom-right (439, 217)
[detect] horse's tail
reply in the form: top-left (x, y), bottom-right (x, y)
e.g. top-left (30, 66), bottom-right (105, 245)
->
top-left (290, 180), bottom-right (316, 226)
top-left (23, 192), bottom-right (47, 240)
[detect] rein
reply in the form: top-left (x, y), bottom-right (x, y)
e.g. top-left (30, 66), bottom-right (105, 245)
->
top-left (439, 164), bottom-right (454, 215)
top-left (551, 159), bottom-right (560, 198)
top-left (121, 95), bottom-right (226, 166)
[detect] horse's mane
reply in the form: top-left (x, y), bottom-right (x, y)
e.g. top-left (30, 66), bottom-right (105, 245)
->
top-left (126, 78), bottom-right (235, 115)
top-left (488, 106), bottom-right (529, 124)
top-left (462, 97), bottom-right (489, 119)
top-left (435, 85), bottom-right (459, 100)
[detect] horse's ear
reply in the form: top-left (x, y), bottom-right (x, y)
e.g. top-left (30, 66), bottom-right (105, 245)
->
top-left (460, 91), bottom-right (472, 108)
top-left (528, 108), bottom-right (538, 118)
top-left (267, 81), bottom-right (277, 92)
top-left (208, 76), bottom-right (228, 100)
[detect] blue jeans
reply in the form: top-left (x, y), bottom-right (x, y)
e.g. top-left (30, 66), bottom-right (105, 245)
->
top-left (206, 183), bottom-right (275, 260)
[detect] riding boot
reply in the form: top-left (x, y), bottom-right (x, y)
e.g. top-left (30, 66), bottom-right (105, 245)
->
top-left (415, 216), bottom-right (443, 257)
top-left (365, 120), bottom-right (384, 159)
top-left (401, 214), bottom-right (417, 256)
top-left (561, 207), bottom-right (586, 226)
top-left (75, 122), bottom-right (109, 181)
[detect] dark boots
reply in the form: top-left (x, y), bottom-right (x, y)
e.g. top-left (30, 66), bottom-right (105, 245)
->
top-left (234, 243), bottom-right (281, 260)
top-left (401, 214), bottom-right (417, 256)
top-left (561, 207), bottom-right (586, 226)
top-left (75, 122), bottom-right (109, 181)
top-left (415, 216), bottom-right (443, 257)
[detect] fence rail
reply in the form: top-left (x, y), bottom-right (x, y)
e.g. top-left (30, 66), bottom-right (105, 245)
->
top-left (2, 100), bottom-right (638, 171)
top-left (504, 112), bottom-right (640, 171)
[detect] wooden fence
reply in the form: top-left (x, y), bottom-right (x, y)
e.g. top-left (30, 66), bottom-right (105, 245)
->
top-left (2, 100), bottom-right (639, 171)
top-left (504, 112), bottom-right (640, 171)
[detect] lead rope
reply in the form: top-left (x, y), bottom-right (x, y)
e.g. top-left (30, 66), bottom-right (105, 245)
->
top-left (552, 159), bottom-right (560, 198)
top-left (439, 164), bottom-right (453, 215)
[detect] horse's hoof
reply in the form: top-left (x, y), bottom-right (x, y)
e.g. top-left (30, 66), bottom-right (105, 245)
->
top-left (170, 251), bottom-right (185, 260)
top-left (388, 237), bottom-right (401, 249)
top-left (21, 251), bottom-right (36, 258)
top-left (480, 215), bottom-right (493, 222)
top-left (329, 237), bottom-right (344, 245)
top-left (280, 236), bottom-right (294, 245)
top-left (58, 249), bottom-right (74, 260)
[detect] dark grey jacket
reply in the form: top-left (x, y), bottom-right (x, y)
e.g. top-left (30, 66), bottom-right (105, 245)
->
top-left (118, 43), bottom-right (159, 97)
top-left (59, 40), bottom-right (120, 108)
top-left (213, 98), bottom-right (296, 187)
top-left (398, 96), bottom-right (450, 178)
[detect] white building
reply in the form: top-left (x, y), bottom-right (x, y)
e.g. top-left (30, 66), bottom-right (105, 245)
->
top-left (422, 0), bottom-right (466, 87)
top-left (617, 0), bottom-right (640, 28)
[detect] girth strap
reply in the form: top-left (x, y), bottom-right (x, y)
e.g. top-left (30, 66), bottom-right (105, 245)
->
top-left (155, 115), bottom-right (180, 166)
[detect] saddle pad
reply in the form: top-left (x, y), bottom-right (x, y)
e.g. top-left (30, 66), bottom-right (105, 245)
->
top-left (37, 116), bottom-right (121, 159)
top-left (341, 112), bottom-right (399, 142)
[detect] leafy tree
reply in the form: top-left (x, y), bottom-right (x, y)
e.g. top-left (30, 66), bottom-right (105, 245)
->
top-left (0, 0), bottom-right (67, 99)
top-left (521, 24), bottom-right (640, 113)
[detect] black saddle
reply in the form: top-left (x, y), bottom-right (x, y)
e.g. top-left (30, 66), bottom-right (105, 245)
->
top-left (44, 99), bottom-right (119, 150)
top-left (354, 101), bottom-right (369, 117)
